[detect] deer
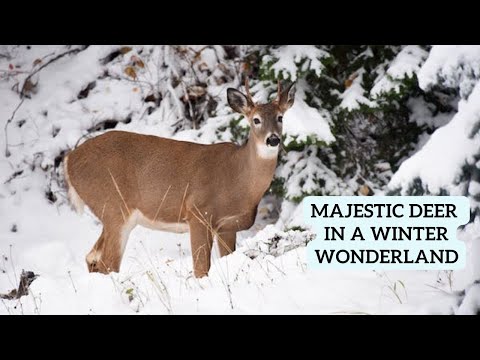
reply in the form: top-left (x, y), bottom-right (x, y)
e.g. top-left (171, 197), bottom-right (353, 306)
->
top-left (63, 79), bottom-right (296, 278)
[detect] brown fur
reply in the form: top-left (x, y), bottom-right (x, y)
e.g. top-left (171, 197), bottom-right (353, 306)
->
top-left (64, 80), bottom-right (296, 277)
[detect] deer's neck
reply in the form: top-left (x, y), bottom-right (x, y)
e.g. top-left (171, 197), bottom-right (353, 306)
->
top-left (237, 134), bottom-right (279, 203)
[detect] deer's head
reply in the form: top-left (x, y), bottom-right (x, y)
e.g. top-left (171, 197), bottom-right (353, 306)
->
top-left (227, 79), bottom-right (296, 158)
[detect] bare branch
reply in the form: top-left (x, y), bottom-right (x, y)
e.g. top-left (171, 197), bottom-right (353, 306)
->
top-left (4, 98), bottom-right (25, 157)
top-left (20, 46), bottom-right (88, 98)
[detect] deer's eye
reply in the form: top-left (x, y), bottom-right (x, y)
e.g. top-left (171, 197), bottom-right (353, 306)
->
top-left (253, 118), bottom-right (261, 125)
top-left (278, 116), bottom-right (283, 123)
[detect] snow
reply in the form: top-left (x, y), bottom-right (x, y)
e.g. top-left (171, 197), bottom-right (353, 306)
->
top-left (239, 225), bottom-right (316, 259)
top-left (282, 83), bottom-right (334, 145)
top-left (407, 96), bottom-right (454, 129)
top-left (277, 146), bottom-right (352, 200)
top-left (371, 45), bottom-right (429, 97)
top-left (469, 181), bottom-right (480, 196)
top-left (339, 69), bottom-right (377, 111)
top-left (456, 282), bottom-right (480, 315)
top-left (1, 45), bottom-right (479, 315)
top-left (417, 45), bottom-right (480, 98)
top-left (276, 199), bottom-right (309, 230)
top-left (389, 71), bottom-right (480, 194)
top-left (262, 45), bottom-right (329, 81)
top-left (465, 217), bottom-right (480, 280)
top-left (1, 190), bottom-right (473, 314)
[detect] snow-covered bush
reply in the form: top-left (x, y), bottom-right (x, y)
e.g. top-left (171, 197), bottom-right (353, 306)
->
top-left (2, 45), bottom-right (478, 226)
top-left (240, 225), bottom-right (316, 260)
top-left (1, 45), bottom-right (242, 202)
top-left (388, 46), bottom-right (480, 220)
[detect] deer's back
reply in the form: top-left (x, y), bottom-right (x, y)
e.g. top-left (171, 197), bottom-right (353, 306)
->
top-left (65, 131), bottom-right (243, 225)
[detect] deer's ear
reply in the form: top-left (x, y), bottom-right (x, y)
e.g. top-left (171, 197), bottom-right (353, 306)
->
top-left (227, 88), bottom-right (253, 115)
top-left (279, 82), bottom-right (296, 111)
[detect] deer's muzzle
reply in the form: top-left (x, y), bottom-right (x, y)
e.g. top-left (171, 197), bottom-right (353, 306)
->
top-left (266, 134), bottom-right (280, 147)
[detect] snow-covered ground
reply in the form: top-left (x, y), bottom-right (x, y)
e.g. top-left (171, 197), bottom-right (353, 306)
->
top-left (1, 189), bottom-right (476, 314)
top-left (0, 45), bottom-right (478, 314)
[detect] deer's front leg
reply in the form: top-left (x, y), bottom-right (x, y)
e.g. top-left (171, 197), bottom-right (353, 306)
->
top-left (188, 219), bottom-right (213, 278)
top-left (217, 231), bottom-right (236, 257)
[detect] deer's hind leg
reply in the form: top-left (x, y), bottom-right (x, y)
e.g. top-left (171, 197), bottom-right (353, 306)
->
top-left (86, 229), bottom-right (106, 273)
top-left (86, 210), bottom-right (138, 274)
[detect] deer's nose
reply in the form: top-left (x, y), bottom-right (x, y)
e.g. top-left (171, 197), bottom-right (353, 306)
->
top-left (266, 134), bottom-right (280, 147)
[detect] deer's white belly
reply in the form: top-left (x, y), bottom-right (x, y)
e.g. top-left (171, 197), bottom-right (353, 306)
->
top-left (135, 210), bottom-right (190, 233)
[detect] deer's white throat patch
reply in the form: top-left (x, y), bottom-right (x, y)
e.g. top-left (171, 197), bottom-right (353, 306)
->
top-left (256, 143), bottom-right (279, 159)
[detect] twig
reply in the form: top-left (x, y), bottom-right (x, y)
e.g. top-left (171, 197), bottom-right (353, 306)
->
top-left (0, 69), bottom-right (29, 74)
top-left (425, 283), bottom-right (452, 295)
top-left (68, 271), bottom-right (77, 294)
top-left (73, 117), bottom-right (130, 149)
top-left (176, 183), bottom-right (189, 232)
top-left (108, 168), bottom-right (131, 215)
top-left (152, 185), bottom-right (172, 223)
top-left (190, 205), bottom-right (235, 309)
top-left (9, 246), bottom-right (17, 289)
top-left (181, 81), bottom-right (197, 129)
top-left (3, 170), bottom-right (24, 184)
top-left (20, 46), bottom-right (88, 98)
top-left (4, 98), bottom-right (25, 157)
